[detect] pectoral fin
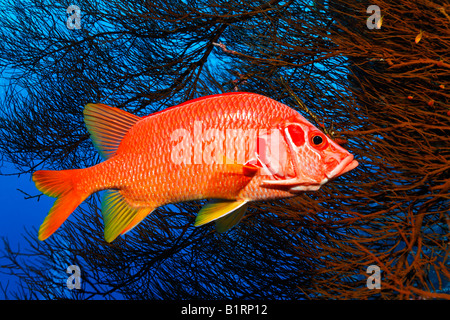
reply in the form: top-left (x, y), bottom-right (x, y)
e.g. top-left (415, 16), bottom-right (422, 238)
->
top-left (194, 199), bottom-right (248, 228)
top-left (218, 153), bottom-right (260, 177)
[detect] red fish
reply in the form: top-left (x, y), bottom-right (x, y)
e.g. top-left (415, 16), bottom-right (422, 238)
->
top-left (33, 92), bottom-right (358, 242)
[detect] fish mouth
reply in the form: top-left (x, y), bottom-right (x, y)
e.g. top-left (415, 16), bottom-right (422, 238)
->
top-left (326, 154), bottom-right (359, 180)
top-left (261, 154), bottom-right (358, 193)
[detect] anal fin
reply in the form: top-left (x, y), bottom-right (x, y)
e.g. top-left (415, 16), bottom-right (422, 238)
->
top-left (102, 190), bottom-right (154, 242)
top-left (194, 199), bottom-right (248, 228)
top-left (121, 207), bottom-right (155, 236)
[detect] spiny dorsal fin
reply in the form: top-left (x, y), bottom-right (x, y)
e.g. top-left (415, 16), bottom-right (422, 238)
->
top-left (102, 190), bottom-right (154, 242)
top-left (194, 199), bottom-right (248, 228)
top-left (84, 103), bottom-right (141, 159)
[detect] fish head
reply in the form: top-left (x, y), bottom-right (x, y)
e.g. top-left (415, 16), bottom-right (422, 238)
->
top-left (259, 118), bottom-right (358, 192)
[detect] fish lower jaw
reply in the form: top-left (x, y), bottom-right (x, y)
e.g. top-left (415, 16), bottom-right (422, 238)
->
top-left (286, 178), bottom-right (329, 193)
top-left (288, 184), bottom-right (322, 192)
top-left (326, 154), bottom-right (356, 180)
top-left (261, 176), bottom-right (325, 193)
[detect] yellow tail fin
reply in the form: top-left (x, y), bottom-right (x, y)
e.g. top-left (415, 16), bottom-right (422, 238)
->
top-left (32, 169), bottom-right (88, 241)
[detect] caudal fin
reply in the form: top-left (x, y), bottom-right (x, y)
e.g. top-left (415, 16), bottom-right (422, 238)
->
top-left (33, 169), bottom-right (88, 241)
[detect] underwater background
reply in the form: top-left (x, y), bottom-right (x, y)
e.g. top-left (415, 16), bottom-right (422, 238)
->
top-left (0, 0), bottom-right (449, 300)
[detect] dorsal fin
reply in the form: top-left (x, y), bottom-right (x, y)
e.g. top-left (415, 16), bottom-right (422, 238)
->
top-left (84, 103), bottom-right (141, 159)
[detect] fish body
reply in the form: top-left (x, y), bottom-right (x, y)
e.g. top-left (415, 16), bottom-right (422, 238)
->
top-left (33, 92), bottom-right (358, 242)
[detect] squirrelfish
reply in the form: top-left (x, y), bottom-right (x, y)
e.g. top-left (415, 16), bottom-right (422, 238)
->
top-left (33, 92), bottom-right (358, 242)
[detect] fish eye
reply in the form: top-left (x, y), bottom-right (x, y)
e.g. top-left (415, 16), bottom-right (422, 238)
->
top-left (312, 135), bottom-right (323, 145)
top-left (309, 132), bottom-right (328, 149)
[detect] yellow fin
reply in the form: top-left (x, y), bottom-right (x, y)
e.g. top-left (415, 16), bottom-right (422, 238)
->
top-left (194, 199), bottom-right (248, 227)
top-left (84, 103), bottom-right (141, 159)
top-left (102, 190), bottom-right (153, 242)
top-left (215, 202), bottom-right (248, 233)
top-left (121, 207), bottom-right (155, 236)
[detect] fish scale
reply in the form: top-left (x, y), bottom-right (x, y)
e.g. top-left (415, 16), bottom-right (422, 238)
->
top-left (105, 93), bottom-right (295, 203)
top-left (32, 92), bottom-right (358, 242)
